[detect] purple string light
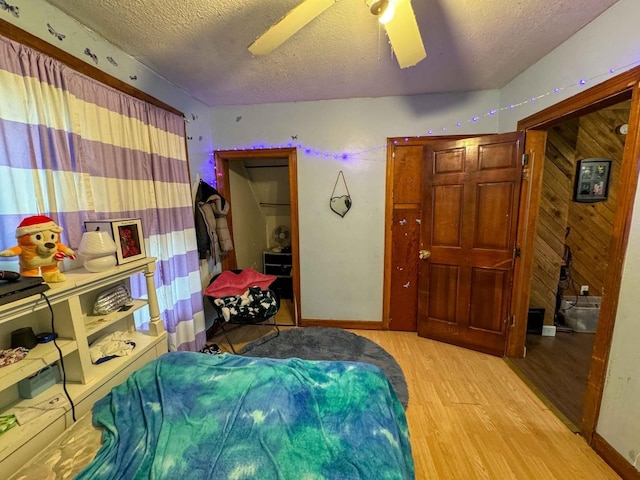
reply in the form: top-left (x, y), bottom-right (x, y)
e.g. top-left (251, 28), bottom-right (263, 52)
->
top-left (213, 61), bottom-right (640, 159)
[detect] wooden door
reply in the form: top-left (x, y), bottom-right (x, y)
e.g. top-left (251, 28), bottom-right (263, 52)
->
top-left (417, 133), bottom-right (524, 356)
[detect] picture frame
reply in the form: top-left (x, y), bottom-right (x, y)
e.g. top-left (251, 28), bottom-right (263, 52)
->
top-left (573, 158), bottom-right (612, 203)
top-left (84, 218), bottom-right (146, 264)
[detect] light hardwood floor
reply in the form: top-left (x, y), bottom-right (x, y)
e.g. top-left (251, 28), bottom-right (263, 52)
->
top-left (207, 327), bottom-right (619, 479)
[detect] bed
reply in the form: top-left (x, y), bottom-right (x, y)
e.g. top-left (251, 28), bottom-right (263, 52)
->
top-left (11, 352), bottom-right (414, 479)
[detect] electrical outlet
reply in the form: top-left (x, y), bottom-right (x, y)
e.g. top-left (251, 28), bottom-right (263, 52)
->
top-left (580, 285), bottom-right (589, 296)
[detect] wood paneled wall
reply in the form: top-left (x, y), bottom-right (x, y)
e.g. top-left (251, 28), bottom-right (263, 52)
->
top-left (567, 105), bottom-right (628, 296)
top-left (529, 120), bottom-right (578, 325)
top-left (529, 102), bottom-right (629, 325)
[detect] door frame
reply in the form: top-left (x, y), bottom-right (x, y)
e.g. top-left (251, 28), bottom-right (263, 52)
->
top-left (508, 65), bottom-right (640, 445)
top-left (213, 148), bottom-right (301, 326)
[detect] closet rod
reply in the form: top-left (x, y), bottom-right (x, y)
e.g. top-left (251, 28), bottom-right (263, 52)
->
top-left (260, 202), bottom-right (290, 206)
top-left (244, 164), bottom-right (289, 169)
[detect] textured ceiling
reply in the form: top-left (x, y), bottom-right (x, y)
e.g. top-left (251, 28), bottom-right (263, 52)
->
top-left (43, 0), bottom-right (619, 107)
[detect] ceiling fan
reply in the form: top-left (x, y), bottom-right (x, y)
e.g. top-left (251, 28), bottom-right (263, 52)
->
top-left (248, 0), bottom-right (426, 69)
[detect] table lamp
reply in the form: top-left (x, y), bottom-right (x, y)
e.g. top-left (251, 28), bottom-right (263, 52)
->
top-left (78, 229), bottom-right (117, 272)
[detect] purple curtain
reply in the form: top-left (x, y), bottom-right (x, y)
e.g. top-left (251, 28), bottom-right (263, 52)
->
top-left (0, 35), bottom-right (205, 351)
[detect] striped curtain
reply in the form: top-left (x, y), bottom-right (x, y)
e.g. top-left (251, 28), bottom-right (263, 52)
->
top-left (0, 35), bottom-right (205, 352)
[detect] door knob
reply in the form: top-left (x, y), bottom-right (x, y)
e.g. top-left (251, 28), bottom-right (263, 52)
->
top-left (419, 250), bottom-right (431, 260)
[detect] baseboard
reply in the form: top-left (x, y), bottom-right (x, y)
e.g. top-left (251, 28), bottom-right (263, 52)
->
top-left (299, 319), bottom-right (383, 330)
top-left (592, 433), bottom-right (640, 479)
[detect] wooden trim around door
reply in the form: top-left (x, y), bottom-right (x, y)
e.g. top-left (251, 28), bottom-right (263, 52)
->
top-left (302, 319), bottom-right (383, 329)
top-left (511, 66), bottom-right (640, 447)
top-left (214, 148), bottom-right (301, 326)
top-left (507, 130), bottom-right (547, 358)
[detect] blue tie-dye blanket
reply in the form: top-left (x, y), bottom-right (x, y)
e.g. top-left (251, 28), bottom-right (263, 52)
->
top-left (76, 352), bottom-right (415, 479)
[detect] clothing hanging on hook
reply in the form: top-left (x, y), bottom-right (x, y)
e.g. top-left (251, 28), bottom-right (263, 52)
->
top-left (194, 179), bottom-right (232, 262)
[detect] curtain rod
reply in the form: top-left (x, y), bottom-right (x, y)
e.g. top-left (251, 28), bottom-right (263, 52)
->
top-left (0, 19), bottom-right (183, 117)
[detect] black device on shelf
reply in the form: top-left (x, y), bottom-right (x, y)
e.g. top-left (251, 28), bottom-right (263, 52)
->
top-left (11, 326), bottom-right (38, 349)
top-left (0, 270), bottom-right (21, 282)
top-left (0, 275), bottom-right (49, 306)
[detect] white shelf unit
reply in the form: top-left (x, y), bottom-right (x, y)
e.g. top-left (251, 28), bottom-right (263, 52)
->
top-left (0, 257), bottom-right (167, 477)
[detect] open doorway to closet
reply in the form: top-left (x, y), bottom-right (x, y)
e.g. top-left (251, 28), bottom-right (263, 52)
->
top-left (214, 148), bottom-right (300, 327)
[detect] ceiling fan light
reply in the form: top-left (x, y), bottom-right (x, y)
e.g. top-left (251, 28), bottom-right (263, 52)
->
top-left (378, 3), bottom-right (395, 24)
top-left (367, 0), bottom-right (389, 16)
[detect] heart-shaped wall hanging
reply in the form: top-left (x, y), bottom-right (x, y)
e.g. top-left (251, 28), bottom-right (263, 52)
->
top-left (329, 171), bottom-right (352, 218)
top-left (330, 195), bottom-right (352, 217)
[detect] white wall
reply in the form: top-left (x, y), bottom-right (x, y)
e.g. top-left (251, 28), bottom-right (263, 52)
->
top-left (498, 0), bottom-right (640, 468)
top-left (211, 93), bottom-right (500, 321)
top-left (229, 163), bottom-right (268, 271)
top-left (245, 164), bottom-right (292, 248)
top-left (597, 190), bottom-right (640, 470)
top-left (499, 0), bottom-right (640, 132)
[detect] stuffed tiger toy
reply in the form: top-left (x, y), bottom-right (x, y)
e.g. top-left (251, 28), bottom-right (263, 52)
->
top-left (0, 215), bottom-right (75, 283)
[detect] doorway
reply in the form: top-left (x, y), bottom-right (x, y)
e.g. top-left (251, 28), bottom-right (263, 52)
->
top-left (384, 66), bottom-right (640, 451)
top-left (509, 100), bottom-right (631, 431)
top-left (509, 78), bottom-right (640, 449)
top-left (214, 148), bottom-right (300, 326)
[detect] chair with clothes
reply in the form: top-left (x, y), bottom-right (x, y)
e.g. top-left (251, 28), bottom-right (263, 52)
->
top-left (204, 268), bottom-right (280, 353)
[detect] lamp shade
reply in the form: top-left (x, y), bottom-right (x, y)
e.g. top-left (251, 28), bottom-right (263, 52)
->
top-left (78, 231), bottom-right (117, 256)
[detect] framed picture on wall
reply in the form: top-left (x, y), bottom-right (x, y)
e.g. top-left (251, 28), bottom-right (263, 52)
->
top-left (574, 158), bottom-right (612, 203)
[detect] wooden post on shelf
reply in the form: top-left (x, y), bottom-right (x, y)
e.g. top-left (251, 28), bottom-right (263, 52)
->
top-left (144, 260), bottom-right (165, 336)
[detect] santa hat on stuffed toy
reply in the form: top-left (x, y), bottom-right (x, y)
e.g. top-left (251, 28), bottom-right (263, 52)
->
top-left (15, 215), bottom-right (63, 237)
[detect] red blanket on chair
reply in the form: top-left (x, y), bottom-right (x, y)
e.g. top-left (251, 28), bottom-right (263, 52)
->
top-left (204, 269), bottom-right (276, 298)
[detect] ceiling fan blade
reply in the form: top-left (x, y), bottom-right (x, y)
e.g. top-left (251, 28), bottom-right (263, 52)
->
top-left (383, 0), bottom-right (426, 68)
top-left (249, 0), bottom-right (336, 56)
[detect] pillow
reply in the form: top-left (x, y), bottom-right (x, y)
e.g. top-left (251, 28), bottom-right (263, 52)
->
top-left (205, 268), bottom-right (277, 298)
